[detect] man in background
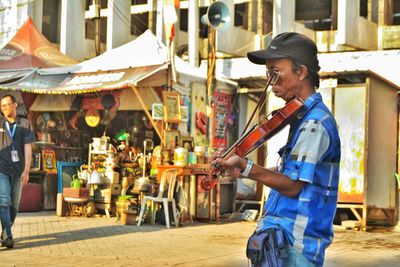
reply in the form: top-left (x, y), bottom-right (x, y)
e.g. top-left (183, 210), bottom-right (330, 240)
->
top-left (0, 95), bottom-right (35, 248)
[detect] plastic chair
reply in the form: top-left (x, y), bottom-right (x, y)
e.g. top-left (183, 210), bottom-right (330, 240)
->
top-left (137, 168), bottom-right (179, 228)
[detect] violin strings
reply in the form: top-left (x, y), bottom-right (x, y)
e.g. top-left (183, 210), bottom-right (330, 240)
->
top-left (225, 73), bottom-right (280, 222)
top-left (241, 72), bottom-right (280, 137)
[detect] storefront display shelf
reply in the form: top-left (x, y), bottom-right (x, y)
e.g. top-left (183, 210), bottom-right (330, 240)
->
top-left (53, 146), bottom-right (84, 150)
top-left (90, 150), bottom-right (107, 154)
top-left (35, 141), bottom-right (55, 146)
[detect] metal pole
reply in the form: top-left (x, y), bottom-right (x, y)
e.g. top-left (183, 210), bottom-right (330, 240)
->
top-left (188, 0), bottom-right (199, 67)
top-left (156, 0), bottom-right (164, 42)
top-left (94, 0), bottom-right (101, 56)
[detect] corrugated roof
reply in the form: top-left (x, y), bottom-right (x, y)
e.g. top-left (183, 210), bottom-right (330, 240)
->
top-left (213, 50), bottom-right (400, 89)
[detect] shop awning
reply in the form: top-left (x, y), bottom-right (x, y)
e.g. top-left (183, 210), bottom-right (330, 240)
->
top-left (118, 87), bottom-right (161, 110)
top-left (29, 94), bottom-right (77, 111)
top-left (0, 64), bottom-right (167, 94)
top-left (0, 69), bottom-right (35, 84)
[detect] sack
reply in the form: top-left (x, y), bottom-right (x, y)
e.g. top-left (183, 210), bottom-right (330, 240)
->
top-left (246, 228), bottom-right (287, 267)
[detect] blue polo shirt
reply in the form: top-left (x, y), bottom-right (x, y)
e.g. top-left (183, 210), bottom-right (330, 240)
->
top-left (256, 93), bottom-right (341, 266)
top-left (0, 116), bottom-right (36, 177)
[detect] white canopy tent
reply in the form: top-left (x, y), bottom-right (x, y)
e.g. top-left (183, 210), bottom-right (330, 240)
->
top-left (38, 30), bottom-right (169, 75)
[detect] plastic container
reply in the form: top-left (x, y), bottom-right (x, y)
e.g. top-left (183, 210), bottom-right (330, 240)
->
top-left (187, 152), bottom-right (197, 165)
top-left (173, 147), bottom-right (187, 166)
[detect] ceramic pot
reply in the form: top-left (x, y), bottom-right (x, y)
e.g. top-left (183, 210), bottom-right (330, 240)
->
top-left (71, 175), bottom-right (82, 189)
top-left (89, 171), bottom-right (103, 184)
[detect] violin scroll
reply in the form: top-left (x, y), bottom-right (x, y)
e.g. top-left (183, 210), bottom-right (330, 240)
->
top-left (200, 161), bottom-right (220, 190)
top-left (200, 172), bottom-right (218, 191)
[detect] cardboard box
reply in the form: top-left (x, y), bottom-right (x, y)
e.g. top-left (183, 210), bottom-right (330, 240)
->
top-left (103, 171), bottom-right (120, 184)
top-left (121, 210), bottom-right (137, 225)
top-left (93, 184), bottom-right (121, 203)
top-left (95, 202), bottom-right (116, 217)
top-left (63, 188), bottom-right (90, 198)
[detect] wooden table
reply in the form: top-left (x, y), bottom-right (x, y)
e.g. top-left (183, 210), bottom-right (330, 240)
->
top-left (156, 164), bottom-right (221, 223)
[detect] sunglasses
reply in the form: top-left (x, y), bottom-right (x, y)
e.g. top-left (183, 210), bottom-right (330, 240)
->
top-left (266, 69), bottom-right (280, 84)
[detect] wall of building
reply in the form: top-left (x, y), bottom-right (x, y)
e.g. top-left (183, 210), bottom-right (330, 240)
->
top-left (1, 1), bottom-right (400, 61)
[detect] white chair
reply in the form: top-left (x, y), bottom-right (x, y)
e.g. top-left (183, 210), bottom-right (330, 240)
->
top-left (137, 168), bottom-right (179, 228)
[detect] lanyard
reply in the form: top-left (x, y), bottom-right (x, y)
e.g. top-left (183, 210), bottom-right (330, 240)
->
top-left (5, 121), bottom-right (16, 150)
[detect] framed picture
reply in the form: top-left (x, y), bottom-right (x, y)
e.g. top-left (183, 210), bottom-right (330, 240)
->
top-left (180, 136), bottom-right (194, 152)
top-left (56, 161), bottom-right (82, 193)
top-left (164, 130), bottom-right (180, 150)
top-left (42, 149), bottom-right (57, 174)
top-left (162, 91), bottom-right (181, 123)
top-left (180, 106), bottom-right (189, 122)
top-left (152, 103), bottom-right (164, 120)
top-left (30, 152), bottom-right (41, 171)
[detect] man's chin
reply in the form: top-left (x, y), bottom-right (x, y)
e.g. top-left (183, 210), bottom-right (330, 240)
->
top-left (273, 91), bottom-right (281, 98)
top-left (274, 92), bottom-right (286, 100)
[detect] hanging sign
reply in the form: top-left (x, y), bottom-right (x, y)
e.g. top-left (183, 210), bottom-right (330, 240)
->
top-left (213, 91), bottom-right (231, 148)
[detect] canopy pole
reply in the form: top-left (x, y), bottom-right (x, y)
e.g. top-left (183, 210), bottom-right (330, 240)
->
top-left (130, 85), bottom-right (165, 146)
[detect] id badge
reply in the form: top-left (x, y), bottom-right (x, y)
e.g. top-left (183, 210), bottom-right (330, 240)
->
top-left (11, 150), bottom-right (19, 162)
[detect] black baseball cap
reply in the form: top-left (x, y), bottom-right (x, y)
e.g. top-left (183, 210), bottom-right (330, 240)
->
top-left (247, 32), bottom-right (320, 71)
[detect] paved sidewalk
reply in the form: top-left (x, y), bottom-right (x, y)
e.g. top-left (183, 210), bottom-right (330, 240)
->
top-left (0, 211), bottom-right (400, 266)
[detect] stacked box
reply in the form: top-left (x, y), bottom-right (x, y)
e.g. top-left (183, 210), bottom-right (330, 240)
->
top-left (103, 171), bottom-right (120, 184)
top-left (63, 188), bottom-right (89, 198)
top-left (93, 184), bottom-right (121, 203)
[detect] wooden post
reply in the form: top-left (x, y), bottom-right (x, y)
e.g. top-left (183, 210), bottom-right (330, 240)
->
top-left (130, 85), bottom-right (164, 146)
top-left (206, 26), bottom-right (216, 151)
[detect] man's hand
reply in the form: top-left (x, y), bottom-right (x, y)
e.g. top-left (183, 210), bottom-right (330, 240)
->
top-left (21, 170), bottom-right (29, 185)
top-left (211, 154), bottom-right (247, 178)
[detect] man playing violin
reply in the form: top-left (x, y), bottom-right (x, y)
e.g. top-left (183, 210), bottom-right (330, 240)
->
top-left (212, 32), bottom-right (340, 266)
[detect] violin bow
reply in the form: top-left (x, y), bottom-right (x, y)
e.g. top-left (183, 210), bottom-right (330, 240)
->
top-left (220, 72), bottom-right (280, 159)
top-left (241, 71), bottom-right (280, 136)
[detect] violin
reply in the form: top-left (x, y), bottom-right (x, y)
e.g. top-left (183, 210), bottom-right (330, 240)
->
top-left (200, 96), bottom-right (305, 191)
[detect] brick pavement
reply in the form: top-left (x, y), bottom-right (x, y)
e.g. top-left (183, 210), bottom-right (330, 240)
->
top-left (1, 211), bottom-right (400, 266)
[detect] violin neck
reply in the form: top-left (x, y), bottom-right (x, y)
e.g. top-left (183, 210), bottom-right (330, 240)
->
top-left (222, 124), bottom-right (257, 159)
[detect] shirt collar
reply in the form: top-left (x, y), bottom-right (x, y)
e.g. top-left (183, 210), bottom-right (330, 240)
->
top-left (302, 92), bottom-right (322, 112)
top-left (1, 115), bottom-right (19, 126)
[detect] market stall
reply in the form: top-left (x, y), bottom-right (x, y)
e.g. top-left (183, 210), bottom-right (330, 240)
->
top-left (0, 17), bottom-right (78, 210)
top-left (0, 28), bottom-right (169, 216)
top-left (0, 28), bottom-right (238, 224)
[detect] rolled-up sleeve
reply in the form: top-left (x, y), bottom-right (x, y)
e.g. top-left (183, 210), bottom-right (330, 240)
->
top-left (283, 119), bottom-right (330, 183)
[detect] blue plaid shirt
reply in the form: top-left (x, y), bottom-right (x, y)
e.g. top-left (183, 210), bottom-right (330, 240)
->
top-left (257, 93), bottom-right (341, 266)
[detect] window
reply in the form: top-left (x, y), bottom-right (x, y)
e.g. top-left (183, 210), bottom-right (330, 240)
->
top-left (131, 0), bottom-right (147, 4)
top-left (295, 0), bottom-right (334, 31)
top-left (393, 0), bottom-right (400, 25)
top-left (85, 17), bottom-right (107, 43)
top-left (131, 12), bottom-right (149, 36)
top-left (179, 8), bottom-right (188, 32)
top-left (179, 7), bottom-right (209, 38)
top-left (234, 3), bottom-right (247, 29)
top-left (42, 0), bottom-right (60, 43)
top-left (359, 0), bottom-right (368, 18)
